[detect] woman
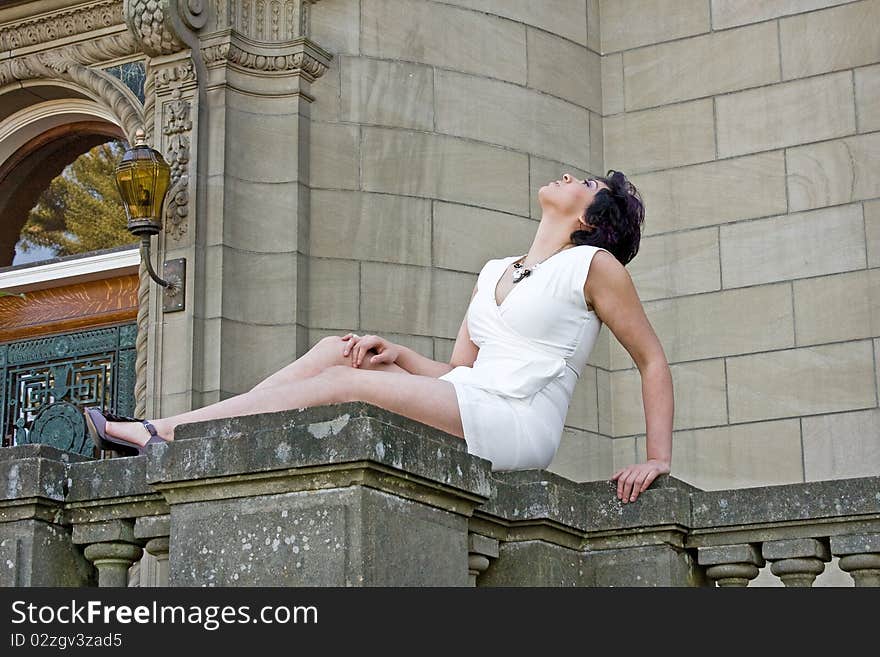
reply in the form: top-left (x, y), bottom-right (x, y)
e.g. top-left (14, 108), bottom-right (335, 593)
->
top-left (85, 169), bottom-right (673, 504)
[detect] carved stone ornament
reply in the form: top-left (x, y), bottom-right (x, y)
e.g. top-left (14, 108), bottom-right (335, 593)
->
top-left (154, 59), bottom-right (197, 89)
top-left (200, 1), bottom-right (330, 78)
top-left (0, 0), bottom-right (122, 51)
top-left (140, 57), bottom-right (196, 144)
top-left (212, 0), bottom-right (318, 40)
top-left (161, 87), bottom-right (192, 241)
top-left (123, 0), bottom-right (208, 57)
top-left (200, 39), bottom-right (330, 84)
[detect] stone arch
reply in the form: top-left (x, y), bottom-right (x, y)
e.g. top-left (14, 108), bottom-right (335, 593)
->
top-left (0, 91), bottom-right (129, 267)
top-left (0, 32), bottom-right (146, 145)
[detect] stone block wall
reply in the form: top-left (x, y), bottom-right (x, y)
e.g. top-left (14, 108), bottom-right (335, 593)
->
top-left (596, 0), bottom-right (880, 491)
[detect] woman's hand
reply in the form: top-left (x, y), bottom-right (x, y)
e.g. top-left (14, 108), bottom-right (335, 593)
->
top-left (341, 333), bottom-right (401, 368)
top-left (611, 459), bottom-right (671, 504)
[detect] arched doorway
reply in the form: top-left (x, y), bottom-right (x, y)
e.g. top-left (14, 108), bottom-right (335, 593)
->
top-left (0, 92), bottom-right (137, 266)
top-left (0, 88), bottom-right (140, 453)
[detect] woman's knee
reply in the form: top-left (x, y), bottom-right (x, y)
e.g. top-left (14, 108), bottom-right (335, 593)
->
top-left (252, 337), bottom-right (343, 392)
top-left (315, 335), bottom-right (345, 352)
top-left (311, 335), bottom-right (348, 366)
top-left (313, 364), bottom-right (357, 403)
top-left (316, 334), bottom-right (377, 368)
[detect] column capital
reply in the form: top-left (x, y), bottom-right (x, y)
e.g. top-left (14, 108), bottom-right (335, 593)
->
top-left (198, 30), bottom-right (333, 97)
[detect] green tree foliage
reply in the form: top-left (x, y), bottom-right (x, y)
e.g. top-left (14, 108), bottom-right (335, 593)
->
top-left (17, 140), bottom-right (137, 257)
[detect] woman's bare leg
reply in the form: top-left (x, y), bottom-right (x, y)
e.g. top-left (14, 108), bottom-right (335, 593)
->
top-left (105, 335), bottom-right (410, 445)
top-left (108, 361), bottom-right (464, 447)
top-left (249, 335), bottom-right (410, 392)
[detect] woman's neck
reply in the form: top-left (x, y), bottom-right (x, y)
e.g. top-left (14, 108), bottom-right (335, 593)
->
top-left (522, 225), bottom-right (575, 266)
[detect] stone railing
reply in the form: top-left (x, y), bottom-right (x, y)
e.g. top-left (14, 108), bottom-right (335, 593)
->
top-left (1, 402), bottom-right (878, 587)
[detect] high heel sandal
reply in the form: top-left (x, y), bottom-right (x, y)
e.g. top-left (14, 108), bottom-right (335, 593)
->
top-left (83, 407), bottom-right (167, 456)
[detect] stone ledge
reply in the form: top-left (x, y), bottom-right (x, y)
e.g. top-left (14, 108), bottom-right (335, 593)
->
top-left (691, 476), bottom-right (880, 528)
top-left (579, 475), bottom-right (694, 534)
top-left (172, 401), bottom-right (468, 451)
top-left (63, 461), bottom-right (168, 527)
top-left (0, 452), bottom-right (70, 502)
top-left (0, 445), bottom-right (95, 511)
top-left (0, 444), bottom-right (92, 464)
top-left (477, 472), bottom-right (695, 537)
top-left (149, 402), bottom-right (492, 506)
top-left (479, 469), bottom-right (592, 531)
top-left (66, 455), bottom-right (155, 502)
top-left (471, 470), bottom-right (699, 550)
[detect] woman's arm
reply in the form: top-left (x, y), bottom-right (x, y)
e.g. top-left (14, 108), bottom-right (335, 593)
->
top-left (395, 345), bottom-right (455, 378)
top-left (395, 282), bottom-right (481, 378)
top-left (585, 251), bottom-right (674, 504)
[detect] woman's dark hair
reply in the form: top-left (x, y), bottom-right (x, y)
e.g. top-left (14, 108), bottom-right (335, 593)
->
top-left (570, 169), bottom-right (645, 266)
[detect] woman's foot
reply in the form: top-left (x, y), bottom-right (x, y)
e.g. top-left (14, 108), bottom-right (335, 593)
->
top-left (83, 408), bottom-right (172, 456)
top-left (105, 419), bottom-right (171, 447)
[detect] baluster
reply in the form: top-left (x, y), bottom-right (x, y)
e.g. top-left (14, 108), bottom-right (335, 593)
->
top-left (468, 533), bottom-right (499, 586)
top-left (135, 515), bottom-right (171, 587)
top-left (830, 534), bottom-right (880, 587)
top-left (762, 538), bottom-right (830, 587)
top-left (74, 519), bottom-right (144, 588)
top-left (144, 538), bottom-right (171, 586)
top-left (697, 544), bottom-right (764, 587)
top-left (83, 542), bottom-right (144, 587)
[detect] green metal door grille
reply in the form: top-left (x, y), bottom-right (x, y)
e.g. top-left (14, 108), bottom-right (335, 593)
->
top-left (0, 323), bottom-right (137, 455)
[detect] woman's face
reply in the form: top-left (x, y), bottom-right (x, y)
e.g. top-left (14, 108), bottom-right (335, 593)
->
top-left (539, 173), bottom-right (610, 222)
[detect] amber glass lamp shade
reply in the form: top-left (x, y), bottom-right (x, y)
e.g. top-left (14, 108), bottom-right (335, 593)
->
top-left (115, 133), bottom-right (171, 236)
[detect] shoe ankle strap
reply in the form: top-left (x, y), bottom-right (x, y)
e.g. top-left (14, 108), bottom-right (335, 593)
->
top-left (142, 420), bottom-right (159, 438)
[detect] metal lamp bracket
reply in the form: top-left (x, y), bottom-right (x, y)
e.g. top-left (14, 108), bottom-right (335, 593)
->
top-left (162, 258), bottom-right (186, 313)
top-left (139, 235), bottom-right (186, 313)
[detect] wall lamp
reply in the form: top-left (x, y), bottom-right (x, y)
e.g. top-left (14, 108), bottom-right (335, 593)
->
top-left (114, 129), bottom-right (185, 312)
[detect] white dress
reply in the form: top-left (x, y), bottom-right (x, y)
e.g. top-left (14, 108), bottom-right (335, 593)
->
top-left (438, 244), bottom-right (609, 471)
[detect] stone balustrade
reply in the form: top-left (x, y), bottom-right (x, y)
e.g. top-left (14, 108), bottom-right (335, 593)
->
top-left (1, 402), bottom-right (878, 587)
top-left (65, 454), bottom-right (168, 587)
top-left (689, 477), bottom-right (880, 587)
